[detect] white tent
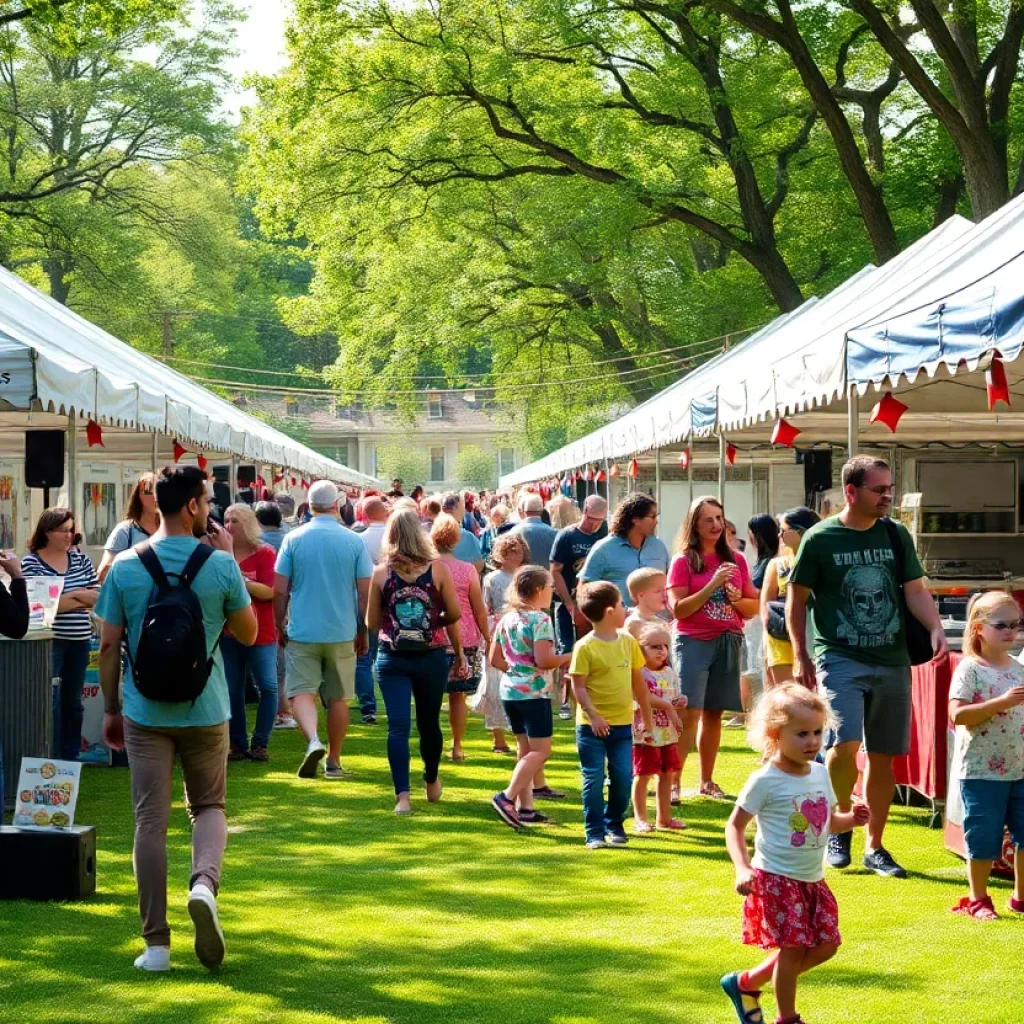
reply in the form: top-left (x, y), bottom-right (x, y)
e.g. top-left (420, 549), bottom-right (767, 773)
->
top-left (0, 263), bottom-right (375, 486)
top-left (501, 195), bottom-right (1024, 488)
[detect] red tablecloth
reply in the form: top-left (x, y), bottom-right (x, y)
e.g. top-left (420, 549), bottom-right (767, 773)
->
top-left (892, 651), bottom-right (962, 800)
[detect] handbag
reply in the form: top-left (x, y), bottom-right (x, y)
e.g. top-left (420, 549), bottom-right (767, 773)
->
top-left (881, 517), bottom-right (935, 666)
top-left (764, 598), bottom-right (789, 641)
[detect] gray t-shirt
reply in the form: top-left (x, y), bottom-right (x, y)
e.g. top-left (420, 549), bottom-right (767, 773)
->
top-left (104, 519), bottom-right (151, 555)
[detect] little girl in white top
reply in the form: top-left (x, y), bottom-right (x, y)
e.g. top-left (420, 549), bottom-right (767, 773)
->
top-left (722, 684), bottom-right (869, 1024)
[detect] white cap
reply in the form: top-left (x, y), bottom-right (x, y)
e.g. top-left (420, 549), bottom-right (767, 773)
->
top-left (308, 480), bottom-right (339, 510)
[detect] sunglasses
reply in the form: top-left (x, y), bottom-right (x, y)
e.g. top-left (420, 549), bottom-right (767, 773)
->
top-left (985, 619), bottom-right (1022, 631)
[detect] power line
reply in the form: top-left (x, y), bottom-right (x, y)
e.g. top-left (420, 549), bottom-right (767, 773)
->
top-left (155, 332), bottom-right (744, 383)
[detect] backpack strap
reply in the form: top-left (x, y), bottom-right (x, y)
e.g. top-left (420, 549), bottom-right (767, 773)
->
top-left (881, 518), bottom-right (905, 587)
top-left (135, 542), bottom-right (170, 592)
top-left (179, 543), bottom-right (215, 590)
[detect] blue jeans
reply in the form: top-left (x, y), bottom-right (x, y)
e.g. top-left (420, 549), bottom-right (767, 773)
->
top-left (554, 602), bottom-right (576, 655)
top-left (354, 632), bottom-right (379, 716)
top-left (577, 724), bottom-right (633, 842)
top-left (377, 647), bottom-right (448, 795)
top-left (222, 637), bottom-right (279, 751)
top-left (52, 638), bottom-right (90, 761)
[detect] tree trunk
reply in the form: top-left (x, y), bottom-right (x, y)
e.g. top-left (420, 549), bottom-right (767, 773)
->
top-left (43, 258), bottom-right (70, 304)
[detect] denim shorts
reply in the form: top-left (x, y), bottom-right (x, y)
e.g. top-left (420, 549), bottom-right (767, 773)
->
top-left (816, 651), bottom-right (910, 756)
top-left (502, 697), bottom-right (553, 739)
top-left (960, 778), bottom-right (1024, 861)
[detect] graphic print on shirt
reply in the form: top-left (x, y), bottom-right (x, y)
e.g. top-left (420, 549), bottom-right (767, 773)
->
top-left (788, 791), bottom-right (830, 849)
top-left (834, 551), bottom-right (899, 648)
top-left (704, 585), bottom-right (735, 623)
top-left (392, 585), bottom-right (434, 644)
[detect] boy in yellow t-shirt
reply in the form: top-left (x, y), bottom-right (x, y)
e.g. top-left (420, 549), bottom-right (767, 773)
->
top-left (569, 581), bottom-right (654, 849)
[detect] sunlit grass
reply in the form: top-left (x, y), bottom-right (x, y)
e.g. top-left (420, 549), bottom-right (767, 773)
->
top-left (0, 709), bottom-right (1017, 1023)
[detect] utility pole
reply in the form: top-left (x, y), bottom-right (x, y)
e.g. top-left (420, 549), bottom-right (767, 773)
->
top-left (163, 311), bottom-right (172, 359)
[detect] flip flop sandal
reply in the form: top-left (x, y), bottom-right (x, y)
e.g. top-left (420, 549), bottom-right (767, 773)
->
top-left (450, 751), bottom-right (467, 762)
top-left (633, 820), bottom-right (655, 834)
top-left (952, 895), bottom-right (999, 920)
top-left (701, 781), bottom-right (727, 800)
top-left (656, 819), bottom-right (688, 831)
top-left (720, 972), bottom-right (764, 1023)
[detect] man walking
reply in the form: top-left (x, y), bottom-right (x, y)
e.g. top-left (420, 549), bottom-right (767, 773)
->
top-left (274, 480), bottom-right (374, 779)
top-left (97, 466), bottom-right (257, 972)
top-left (787, 455), bottom-right (946, 878)
top-left (354, 496), bottom-right (388, 723)
top-left (513, 493), bottom-right (559, 567)
top-left (441, 492), bottom-right (484, 571)
top-left (578, 494), bottom-right (669, 606)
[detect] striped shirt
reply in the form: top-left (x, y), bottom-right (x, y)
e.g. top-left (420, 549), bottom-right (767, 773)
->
top-left (21, 549), bottom-right (98, 641)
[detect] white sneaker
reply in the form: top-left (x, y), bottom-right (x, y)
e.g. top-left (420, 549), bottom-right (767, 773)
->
top-left (298, 738), bottom-right (326, 778)
top-left (187, 883), bottom-right (225, 969)
top-left (134, 945), bottom-right (171, 971)
top-left (273, 714), bottom-right (297, 730)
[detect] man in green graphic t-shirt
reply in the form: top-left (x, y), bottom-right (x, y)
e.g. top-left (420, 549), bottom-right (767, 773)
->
top-left (788, 455), bottom-right (946, 880)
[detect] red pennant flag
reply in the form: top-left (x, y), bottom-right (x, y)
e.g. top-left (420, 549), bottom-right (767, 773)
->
top-left (173, 440), bottom-right (186, 462)
top-left (628, 459), bottom-right (639, 479)
top-left (869, 391), bottom-right (908, 433)
top-left (85, 420), bottom-right (104, 448)
top-left (301, 478), bottom-right (310, 490)
top-left (596, 469), bottom-right (607, 483)
top-left (987, 354), bottom-right (1011, 410)
top-left (771, 418), bottom-right (801, 447)
top-left (256, 475), bottom-right (265, 488)
top-left (725, 443), bottom-right (737, 465)
top-left (678, 449), bottom-right (690, 470)
top-left (273, 473), bottom-right (284, 485)
top-left (609, 462), bottom-right (620, 478)
top-left (197, 455), bottom-right (208, 471)
top-left (290, 476), bottom-right (297, 487)
top-left (540, 483), bottom-right (551, 501)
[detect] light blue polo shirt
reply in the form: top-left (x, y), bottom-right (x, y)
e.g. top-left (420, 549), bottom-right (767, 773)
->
top-left (513, 518), bottom-right (559, 567)
top-left (95, 536), bottom-right (251, 728)
top-left (453, 528), bottom-right (482, 565)
top-left (275, 516), bottom-right (374, 643)
top-left (578, 533), bottom-right (671, 606)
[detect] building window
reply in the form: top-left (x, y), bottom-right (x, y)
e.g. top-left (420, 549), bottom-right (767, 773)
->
top-left (430, 446), bottom-right (445, 482)
top-left (499, 447), bottom-right (516, 476)
top-left (334, 443), bottom-right (348, 467)
top-left (427, 394), bottom-right (443, 419)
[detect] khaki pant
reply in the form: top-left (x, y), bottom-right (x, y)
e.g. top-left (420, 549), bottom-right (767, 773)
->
top-left (124, 718), bottom-right (229, 947)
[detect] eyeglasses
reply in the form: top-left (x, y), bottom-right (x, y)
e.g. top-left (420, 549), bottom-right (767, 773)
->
top-left (985, 619), bottom-right (1022, 631)
top-left (52, 525), bottom-right (75, 534)
top-left (857, 485), bottom-right (894, 496)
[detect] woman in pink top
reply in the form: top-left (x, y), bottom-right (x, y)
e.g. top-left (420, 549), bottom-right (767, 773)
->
top-left (432, 514), bottom-right (490, 762)
top-left (667, 495), bottom-right (759, 800)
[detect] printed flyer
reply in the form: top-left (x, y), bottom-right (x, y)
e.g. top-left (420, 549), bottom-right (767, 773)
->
top-left (12, 758), bottom-right (82, 829)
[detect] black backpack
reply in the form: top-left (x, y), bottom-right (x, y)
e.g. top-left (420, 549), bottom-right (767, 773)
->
top-left (125, 541), bottom-right (219, 703)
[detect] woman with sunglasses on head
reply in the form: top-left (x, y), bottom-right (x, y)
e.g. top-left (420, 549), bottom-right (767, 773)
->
top-left (22, 508), bottom-right (99, 761)
top-left (97, 472), bottom-right (160, 583)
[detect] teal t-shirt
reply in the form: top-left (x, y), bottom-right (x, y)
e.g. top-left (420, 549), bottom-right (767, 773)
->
top-left (95, 536), bottom-right (251, 727)
top-left (789, 516), bottom-right (924, 667)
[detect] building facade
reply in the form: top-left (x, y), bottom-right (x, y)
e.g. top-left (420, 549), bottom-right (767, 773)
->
top-left (246, 393), bottom-right (528, 492)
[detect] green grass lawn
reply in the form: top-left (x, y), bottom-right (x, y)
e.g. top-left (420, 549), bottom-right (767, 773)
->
top-left (0, 711), bottom-right (1015, 1024)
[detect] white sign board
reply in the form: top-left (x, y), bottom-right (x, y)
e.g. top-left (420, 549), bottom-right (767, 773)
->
top-left (26, 575), bottom-right (64, 629)
top-left (12, 757), bottom-right (82, 829)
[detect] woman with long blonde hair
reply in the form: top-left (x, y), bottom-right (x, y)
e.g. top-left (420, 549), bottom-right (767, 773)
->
top-left (222, 502), bottom-right (279, 760)
top-left (547, 495), bottom-right (581, 531)
top-left (98, 472), bottom-right (160, 582)
top-left (367, 507), bottom-right (464, 814)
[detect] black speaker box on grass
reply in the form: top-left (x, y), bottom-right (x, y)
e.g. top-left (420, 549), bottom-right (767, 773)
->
top-left (25, 430), bottom-right (65, 489)
top-left (0, 825), bottom-right (95, 901)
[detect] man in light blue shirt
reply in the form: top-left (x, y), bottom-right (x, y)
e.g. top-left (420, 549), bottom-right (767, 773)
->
top-left (442, 492), bottom-right (484, 571)
top-left (512, 492), bottom-right (559, 566)
top-left (96, 465), bottom-right (257, 973)
top-left (578, 493), bottom-right (670, 606)
top-left (274, 480), bottom-right (374, 781)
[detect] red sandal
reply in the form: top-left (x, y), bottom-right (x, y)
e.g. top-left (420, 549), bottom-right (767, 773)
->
top-left (952, 895), bottom-right (999, 920)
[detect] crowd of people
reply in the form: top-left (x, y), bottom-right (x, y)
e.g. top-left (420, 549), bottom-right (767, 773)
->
top-left (7, 456), bottom-right (1024, 1024)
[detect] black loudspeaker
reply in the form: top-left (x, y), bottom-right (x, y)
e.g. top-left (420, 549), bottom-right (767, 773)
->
top-left (211, 465), bottom-right (229, 484)
top-left (237, 465), bottom-right (256, 486)
top-left (804, 449), bottom-right (833, 493)
top-left (0, 825), bottom-right (96, 901)
top-left (212, 481), bottom-right (231, 510)
top-left (25, 430), bottom-right (65, 489)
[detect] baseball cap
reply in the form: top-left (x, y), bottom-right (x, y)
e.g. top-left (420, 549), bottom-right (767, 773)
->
top-left (523, 493), bottom-right (543, 513)
top-left (308, 480), bottom-right (339, 510)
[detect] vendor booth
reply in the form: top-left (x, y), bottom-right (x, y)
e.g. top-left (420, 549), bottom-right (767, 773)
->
top-left (501, 192), bottom-right (1024, 854)
top-left (0, 262), bottom-right (378, 801)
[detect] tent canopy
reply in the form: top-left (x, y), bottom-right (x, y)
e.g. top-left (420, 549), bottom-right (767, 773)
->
top-left (502, 193), bottom-right (1024, 488)
top-left (0, 264), bottom-right (376, 486)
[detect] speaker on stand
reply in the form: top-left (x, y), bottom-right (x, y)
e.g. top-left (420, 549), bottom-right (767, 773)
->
top-left (25, 430), bottom-right (65, 506)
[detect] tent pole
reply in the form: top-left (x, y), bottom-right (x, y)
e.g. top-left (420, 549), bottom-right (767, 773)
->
top-left (66, 411), bottom-right (78, 522)
top-left (687, 438), bottom-right (693, 508)
top-left (151, 430), bottom-right (159, 474)
top-left (750, 456), bottom-right (756, 513)
top-left (229, 454), bottom-right (236, 503)
top-left (847, 383), bottom-right (859, 459)
top-left (654, 445), bottom-right (662, 513)
top-left (718, 432), bottom-right (727, 503)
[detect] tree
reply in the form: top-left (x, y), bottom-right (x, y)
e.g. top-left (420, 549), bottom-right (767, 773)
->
top-left (0, 1), bottom-right (179, 30)
top-left (375, 444), bottom-right (429, 489)
top-left (455, 445), bottom-right (498, 491)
